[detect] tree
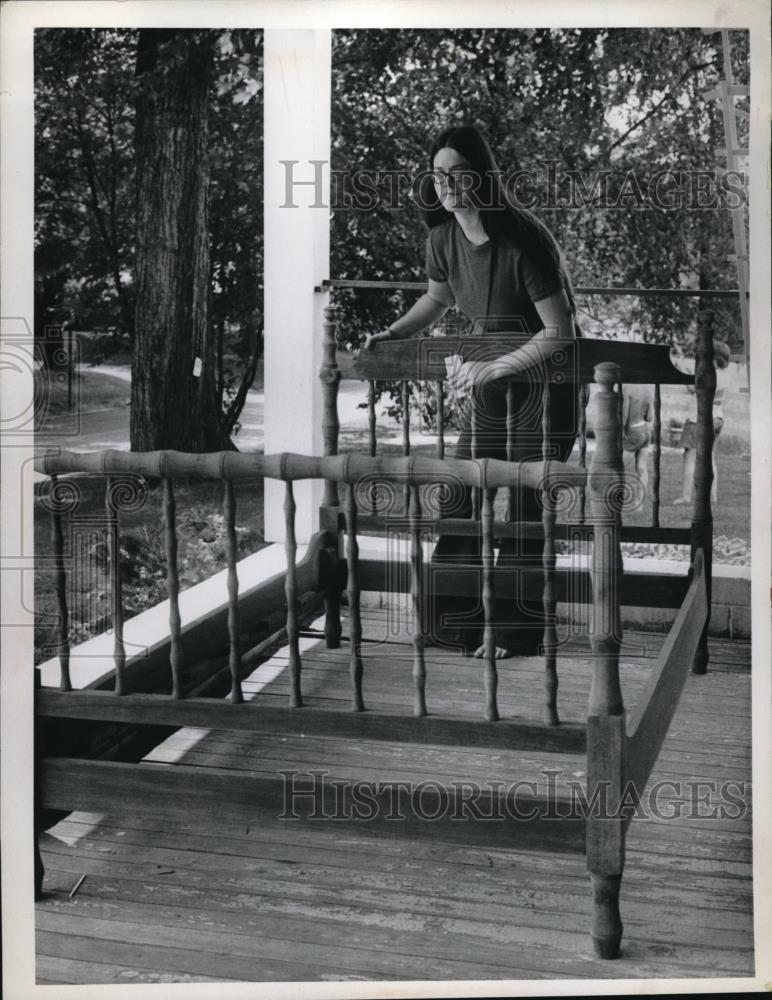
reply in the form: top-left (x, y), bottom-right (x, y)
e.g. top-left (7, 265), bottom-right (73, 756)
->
top-left (34, 28), bottom-right (264, 444)
top-left (130, 29), bottom-right (227, 451)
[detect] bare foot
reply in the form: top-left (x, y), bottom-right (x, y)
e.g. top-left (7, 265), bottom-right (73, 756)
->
top-left (473, 645), bottom-right (512, 660)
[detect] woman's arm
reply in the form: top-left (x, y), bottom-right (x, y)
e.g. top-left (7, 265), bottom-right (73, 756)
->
top-left (363, 280), bottom-right (452, 349)
top-left (533, 289), bottom-right (576, 339)
top-left (451, 290), bottom-right (576, 391)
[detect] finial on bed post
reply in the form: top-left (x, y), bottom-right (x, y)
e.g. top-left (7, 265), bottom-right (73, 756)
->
top-left (690, 327), bottom-right (715, 675)
top-left (586, 360), bottom-right (626, 960)
top-left (320, 301), bottom-right (343, 649)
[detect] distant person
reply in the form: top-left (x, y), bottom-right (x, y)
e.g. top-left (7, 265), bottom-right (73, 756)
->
top-left (621, 384), bottom-right (653, 503)
top-left (673, 339), bottom-right (731, 506)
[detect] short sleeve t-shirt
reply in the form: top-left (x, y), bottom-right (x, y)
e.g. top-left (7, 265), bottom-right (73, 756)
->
top-left (425, 219), bottom-right (562, 335)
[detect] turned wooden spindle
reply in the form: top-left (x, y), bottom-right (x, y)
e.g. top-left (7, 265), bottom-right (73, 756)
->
top-left (223, 480), bottom-right (243, 704)
top-left (320, 303), bottom-right (342, 650)
top-left (409, 480), bottom-right (427, 717)
top-left (368, 380), bottom-right (378, 514)
top-left (586, 361), bottom-right (626, 961)
top-left (367, 379), bottom-right (377, 459)
top-left (284, 479), bottom-right (303, 708)
top-left (506, 382), bottom-right (516, 521)
top-left (541, 384), bottom-right (559, 727)
top-left (320, 303), bottom-right (341, 507)
top-left (50, 476), bottom-right (72, 692)
top-left (578, 383), bottom-right (590, 524)
top-left (34, 667), bottom-right (46, 899)
top-left (470, 399), bottom-right (480, 521)
top-left (480, 473), bottom-right (499, 722)
top-left (435, 380), bottom-right (445, 459)
top-left (651, 383), bottom-right (662, 528)
top-left (105, 478), bottom-right (126, 696)
top-left (163, 476), bottom-right (184, 699)
top-left (402, 380), bottom-right (411, 513)
top-left (691, 329), bottom-right (716, 675)
top-left (344, 482), bottom-right (365, 712)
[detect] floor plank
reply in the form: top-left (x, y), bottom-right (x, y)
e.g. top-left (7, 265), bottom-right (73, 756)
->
top-left (36, 620), bottom-right (754, 984)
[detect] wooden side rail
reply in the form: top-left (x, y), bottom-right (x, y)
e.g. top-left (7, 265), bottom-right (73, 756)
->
top-left (36, 449), bottom-right (583, 493)
top-left (39, 757), bottom-right (587, 855)
top-left (36, 689), bottom-right (587, 754)
top-left (625, 549), bottom-right (709, 795)
top-left (335, 336), bottom-right (692, 384)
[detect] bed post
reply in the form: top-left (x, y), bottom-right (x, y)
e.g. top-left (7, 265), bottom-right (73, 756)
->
top-left (34, 667), bottom-right (45, 899)
top-left (690, 328), bottom-right (715, 675)
top-left (586, 362), bottom-right (626, 959)
top-left (319, 302), bottom-right (343, 648)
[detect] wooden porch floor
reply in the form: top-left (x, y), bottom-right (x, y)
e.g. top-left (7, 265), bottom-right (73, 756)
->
top-left (36, 608), bottom-right (754, 985)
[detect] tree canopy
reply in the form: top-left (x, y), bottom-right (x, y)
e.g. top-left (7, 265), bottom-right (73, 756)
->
top-left (34, 27), bottom-right (748, 441)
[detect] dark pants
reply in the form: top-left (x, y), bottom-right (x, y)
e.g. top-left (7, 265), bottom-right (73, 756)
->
top-left (429, 379), bottom-right (577, 653)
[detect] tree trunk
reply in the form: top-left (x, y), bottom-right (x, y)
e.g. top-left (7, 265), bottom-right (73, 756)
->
top-left (131, 29), bottom-right (229, 452)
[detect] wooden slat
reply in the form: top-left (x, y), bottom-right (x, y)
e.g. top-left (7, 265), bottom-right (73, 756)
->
top-left (105, 478), bottom-right (126, 696)
top-left (481, 483), bottom-right (499, 722)
top-left (435, 379), bottom-right (445, 459)
top-left (49, 476), bottom-right (71, 692)
top-left (162, 477), bottom-right (183, 699)
top-left (335, 338), bottom-right (693, 384)
top-left (284, 480), bottom-right (302, 708)
top-left (344, 483), bottom-right (365, 711)
top-left (223, 479), bottom-right (243, 705)
top-left (349, 513), bottom-right (691, 546)
top-left (401, 380), bottom-right (410, 512)
top-left (409, 483), bottom-right (427, 717)
top-left (542, 384), bottom-right (559, 727)
top-left (626, 551), bottom-right (709, 793)
top-left (652, 383), bottom-right (662, 528)
top-left (36, 690), bottom-right (588, 753)
top-left (320, 303), bottom-right (340, 508)
top-left (578, 383), bottom-right (589, 524)
top-left (367, 379), bottom-right (377, 459)
top-left (690, 329), bottom-right (716, 675)
top-left (470, 402), bottom-right (480, 520)
top-left (505, 383), bottom-right (516, 520)
top-left (39, 757), bottom-right (587, 853)
top-left (358, 559), bottom-right (689, 608)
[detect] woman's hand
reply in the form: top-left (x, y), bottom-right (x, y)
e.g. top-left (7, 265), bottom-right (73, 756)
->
top-left (446, 357), bottom-right (488, 396)
top-left (360, 330), bottom-right (392, 352)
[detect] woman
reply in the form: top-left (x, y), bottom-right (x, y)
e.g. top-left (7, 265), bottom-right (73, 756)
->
top-left (363, 124), bottom-right (579, 657)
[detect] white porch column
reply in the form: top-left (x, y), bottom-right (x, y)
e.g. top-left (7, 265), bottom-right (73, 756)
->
top-left (263, 29), bottom-right (331, 542)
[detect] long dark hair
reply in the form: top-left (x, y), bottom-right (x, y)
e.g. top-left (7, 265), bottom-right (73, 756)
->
top-left (417, 124), bottom-right (577, 317)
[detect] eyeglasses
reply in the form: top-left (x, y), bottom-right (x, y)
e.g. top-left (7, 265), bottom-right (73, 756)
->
top-left (431, 168), bottom-right (476, 189)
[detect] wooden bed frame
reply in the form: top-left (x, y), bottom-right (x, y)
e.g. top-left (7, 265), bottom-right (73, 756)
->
top-left (34, 322), bottom-right (717, 961)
